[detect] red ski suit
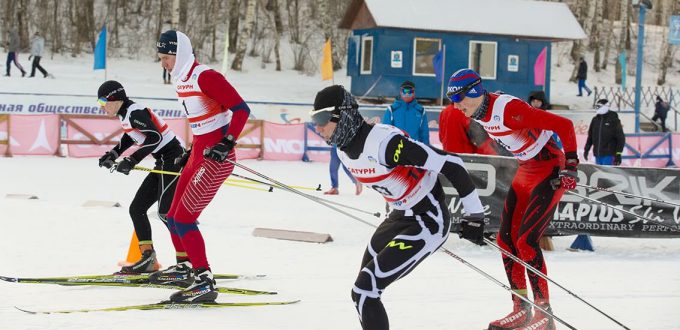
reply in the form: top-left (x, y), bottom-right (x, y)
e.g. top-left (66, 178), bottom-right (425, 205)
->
top-left (165, 33), bottom-right (250, 270)
top-left (476, 93), bottom-right (576, 304)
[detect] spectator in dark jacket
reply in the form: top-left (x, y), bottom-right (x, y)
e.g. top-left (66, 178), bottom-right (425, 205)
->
top-left (584, 99), bottom-right (625, 165)
top-left (5, 27), bottom-right (26, 77)
top-left (577, 57), bottom-right (592, 97)
top-left (382, 81), bottom-right (430, 144)
top-left (653, 95), bottom-right (670, 132)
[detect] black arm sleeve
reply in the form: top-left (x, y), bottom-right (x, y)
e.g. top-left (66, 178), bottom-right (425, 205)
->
top-left (112, 134), bottom-right (134, 156)
top-left (584, 118), bottom-right (594, 153)
top-left (614, 118), bottom-right (626, 154)
top-left (383, 135), bottom-right (476, 198)
top-left (128, 109), bottom-right (163, 162)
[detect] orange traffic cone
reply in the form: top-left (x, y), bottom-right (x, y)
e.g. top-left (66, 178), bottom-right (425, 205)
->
top-left (117, 232), bottom-right (142, 267)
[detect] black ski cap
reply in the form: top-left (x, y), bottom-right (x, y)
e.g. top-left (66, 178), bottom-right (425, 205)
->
top-left (97, 80), bottom-right (127, 102)
top-left (157, 30), bottom-right (178, 55)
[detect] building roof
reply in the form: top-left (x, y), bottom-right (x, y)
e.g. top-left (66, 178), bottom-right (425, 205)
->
top-left (339, 0), bottom-right (586, 41)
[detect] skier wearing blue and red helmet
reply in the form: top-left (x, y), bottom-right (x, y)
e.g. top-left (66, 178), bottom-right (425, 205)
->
top-left (447, 69), bottom-right (578, 330)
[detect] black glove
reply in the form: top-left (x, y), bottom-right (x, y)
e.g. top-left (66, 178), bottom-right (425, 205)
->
top-left (614, 153), bottom-right (622, 166)
top-left (98, 150), bottom-right (119, 169)
top-left (552, 152), bottom-right (579, 190)
top-left (175, 149), bottom-right (191, 167)
top-left (203, 135), bottom-right (236, 162)
top-left (459, 212), bottom-right (485, 245)
top-left (115, 157), bottom-right (138, 175)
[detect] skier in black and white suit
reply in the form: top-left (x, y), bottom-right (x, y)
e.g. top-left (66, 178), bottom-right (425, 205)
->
top-left (97, 80), bottom-right (187, 274)
top-left (310, 85), bottom-right (486, 330)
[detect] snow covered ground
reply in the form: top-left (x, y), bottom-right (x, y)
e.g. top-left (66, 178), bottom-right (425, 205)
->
top-left (1, 30), bottom-right (680, 329)
top-left (1, 157), bottom-right (679, 330)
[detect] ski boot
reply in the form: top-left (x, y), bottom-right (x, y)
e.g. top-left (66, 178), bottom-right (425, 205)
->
top-left (169, 268), bottom-right (217, 303)
top-left (119, 249), bottom-right (158, 274)
top-left (519, 303), bottom-right (555, 330)
top-left (148, 261), bottom-right (194, 287)
top-left (488, 296), bottom-right (532, 330)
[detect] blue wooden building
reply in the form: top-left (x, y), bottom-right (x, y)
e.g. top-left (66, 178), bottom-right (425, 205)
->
top-left (339, 0), bottom-right (586, 102)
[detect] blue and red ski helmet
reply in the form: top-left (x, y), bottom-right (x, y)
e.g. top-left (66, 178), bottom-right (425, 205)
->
top-left (446, 68), bottom-right (485, 103)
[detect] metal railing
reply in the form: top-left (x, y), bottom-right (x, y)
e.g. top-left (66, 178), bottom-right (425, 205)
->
top-left (593, 86), bottom-right (679, 132)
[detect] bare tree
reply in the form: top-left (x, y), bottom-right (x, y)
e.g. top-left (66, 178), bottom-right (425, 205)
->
top-left (600, 0), bottom-right (615, 70)
top-left (657, 0), bottom-right (677, 85)
top-left (268, 0), bottom-right (283, 71)
top-left (569, 0), bottom-right (590, 82)
top-left (228, 0), bottom-right (240, 53)
top-left (231, 0), bottom-right (257, 70)
top-left (614, 0), bottom-right (629, 84)
top-left (591, 0), bottom-right (604, 72)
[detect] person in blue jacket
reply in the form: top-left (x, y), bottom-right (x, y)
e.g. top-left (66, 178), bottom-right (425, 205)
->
top-left (382, 81), bottom-right (430, 144)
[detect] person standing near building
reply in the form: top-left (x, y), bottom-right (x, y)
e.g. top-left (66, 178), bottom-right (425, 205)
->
top-left (29, 31), bottom-right (50, 78)
top-left (5, 27), bottom-right (26, 77)
top-left (653, 95), bottom-right (670, 132)
top-left (383, 81), bottom-right (430, 144)
top-left (311, 85), bottom-right (485, 330)
top-left (150, 30), bottom-right (251, 303)
top-left (447, 68), bottom-right (578, 330)
top-left (576, 56), bottom-right (592, 97)
top-left (583, 99), bottom-right (625, 166)
top-left (96, 80), bottom-right (186, 274)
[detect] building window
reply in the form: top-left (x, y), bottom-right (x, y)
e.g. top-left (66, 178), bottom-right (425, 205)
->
top-left (413, 38), bottom-right (440, 76)
top-left (360, 36), bottom-right (373, 75)
top-left (468, 41), bottom-right (497, 79)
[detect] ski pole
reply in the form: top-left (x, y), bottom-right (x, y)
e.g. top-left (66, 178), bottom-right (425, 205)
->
top-left (577, 183), bottom-right (680, 208)
top-left (567, 191), bottom-right (680, 232)
top-left (225, 160), bottom-right (578, 329)
top-left (231, 173), bottom-right (322, 191)
top-left (482, 238), bottom-right (630, 329)
top-left (224, 159), bottom-right (379, 226)
top-left (130, 166), bottom-right (272, 192)
top-left (439, 247), bottom-right (577, 330)
top-left (223, 160), bottom-right (381, 218)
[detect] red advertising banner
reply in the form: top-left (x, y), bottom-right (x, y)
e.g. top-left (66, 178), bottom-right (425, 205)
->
top-left (9, 115), bottom-right (59, 155)
top-left (66, 117), bottom-right (121, 158)
top-left (0, 115), bottom-right (8, 156)
top-left (1, 114), bottom-right (679, 169)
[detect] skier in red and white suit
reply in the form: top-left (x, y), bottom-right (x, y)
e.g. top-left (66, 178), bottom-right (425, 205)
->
top-left (151, 30), bottom-right (251, 303)
top-left (447, 69), bottom-right (578, 330)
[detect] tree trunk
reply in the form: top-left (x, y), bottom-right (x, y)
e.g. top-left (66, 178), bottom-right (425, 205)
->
top-left (178, 0), bottom-right (188, 31)
top-left (228, 0), bottom-right (240, 53)
top-left (52, 0), bottom-right (62, 53)
top-left (267, 0), bottom-right (282, 71)
top-left (569, 0), bottom-right (588, 82)
top-left (231, 0), bottom-right (256, 71)
top-left (592, 0), bottom-right (603, 72)
top-left (657, 0), bottom-right (676, 85)
top-left (615, 0), bottom-right (628, 84)
top-left (287, 0), bottom-right (301, 44)
top-left (172, 0), bottom-right (180, 28)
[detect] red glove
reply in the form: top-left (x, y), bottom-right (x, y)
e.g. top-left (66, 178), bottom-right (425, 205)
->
top-left (552, 152), bottom-right (579, 190)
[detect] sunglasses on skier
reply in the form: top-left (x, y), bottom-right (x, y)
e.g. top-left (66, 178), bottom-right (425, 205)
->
top-left (446, 78), bottom-right (481, 103)
top-left (97, 97), bottom-right (108, 107)
top-left (400, 87), bottom-right (414, 96)
top-left (310, 106), bottom-right (341, 126)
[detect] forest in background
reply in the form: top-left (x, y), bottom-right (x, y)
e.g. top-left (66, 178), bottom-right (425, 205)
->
top-left (1, 0), bottom-right (679, 85)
